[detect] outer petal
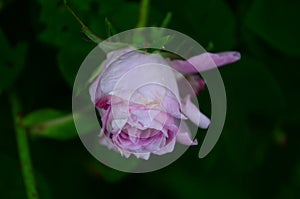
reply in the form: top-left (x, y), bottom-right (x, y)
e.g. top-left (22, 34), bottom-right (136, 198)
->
top-left (181, 95), bottom-right (210, 129)
top-left (133, 152), bottom-right (151, 160)
top-left (177, 75), bottom-right (206, 98)
top-left (99, 50), bottom-right (170, 95)
top-left (99, 131), bottom-right (117, 151)
top-left (167, 51), bottom-right (241, 74)
top-left (176, 121), bottom-right (198, 145)
top-left (152, 137), bottom-right (176, 155)
top-left (89, 47), bottom-right (136, 103)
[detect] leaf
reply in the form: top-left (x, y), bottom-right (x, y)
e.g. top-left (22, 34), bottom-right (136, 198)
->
top-left (57, 43), bottom-right (93, 87)
top-left (245, 0), bottom-right (300, 56)
top-left (151, 167), bottom-right (250, 199)
top-left (0, 29), bottom-right (28, 93)
top-left (160, 12), bottom-right (172, 28)
top-left (22, 109), bottom-right (78, 140)
top-left (36, 0), bottom-right (97, 48)
top-left (87, 159), bottom-right (128, 183)
top-left (219, 55), bottom-right (285, 171)
top-left (110, 2), bottom-right (140, 31)
top-left (221, 55), bottom-right (285, 116)
top-left (105, 17), bottom-right (117, 37)
top-left (151, 35), bottom-right (173, 49)
top-left (162, 0), bottom-right (236, 51)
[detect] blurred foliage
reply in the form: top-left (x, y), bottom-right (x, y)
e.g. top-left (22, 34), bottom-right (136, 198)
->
top-left (22, 109), bottom-right (76, 140)
top-left (0, 0), bottom-right (300, 199)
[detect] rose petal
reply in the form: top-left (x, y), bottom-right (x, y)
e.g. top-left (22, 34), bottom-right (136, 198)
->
top-left (153, 137), bottom-right (176, 155)
top-left (133, 152), bottom-right (150, 160)
top-left (89, 47), bottom-right (136, 103)
top-left (176, 121), bottom-right (198, 145)
top-left (177, 75), bottom-right (206, 98)
top-left (181, 95), bottom-right (210, 129)
top-left (167, 51), bottom-right (241, 74)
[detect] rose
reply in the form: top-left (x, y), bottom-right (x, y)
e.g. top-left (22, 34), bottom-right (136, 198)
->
top-left (89, 47), bottom-right (240, 159)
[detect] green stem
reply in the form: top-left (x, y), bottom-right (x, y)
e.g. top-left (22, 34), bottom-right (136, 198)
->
top-left (64, 2), bottom-right (102, 44)
top-left (11, 93), bottom-right (39, 199)
top-left (137, 0), bottom-right (150, 27)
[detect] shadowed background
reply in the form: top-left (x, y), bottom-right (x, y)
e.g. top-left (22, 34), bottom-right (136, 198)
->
top-left (0, 0), bottom-right (299, 198)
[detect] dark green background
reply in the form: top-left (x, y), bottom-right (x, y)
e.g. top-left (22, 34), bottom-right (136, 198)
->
top-left (1, 0), bottom-right (299, 198)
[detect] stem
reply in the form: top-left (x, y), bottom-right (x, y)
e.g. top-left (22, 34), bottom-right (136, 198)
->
top-left (137, 0), bottom-right (150, 27)
top-left (64, 2), bottom-right (102, 44)
top-left (11, 93), bottom-right (39, 199)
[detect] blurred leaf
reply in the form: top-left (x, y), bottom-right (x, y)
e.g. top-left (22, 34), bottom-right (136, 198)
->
top-left (105, 17), bottom-right (117, 37)
top-left (0, 0), bottom-right (11, 11)
top-left (222, 55), bottom-right (285, 115)
top-left (22, 109), bottom-right (77, 140)
top-left (110, 2), bottom-right (140, 31)
top-left (154, 168), bottom-right (250, 199)
top-left (245, 0), bottom-right (300, 56)
top-left (88, 159), bottom-right (128, 183)
top-left (36, 0), bottom-right (101, 86)
top-left (295, 161), bottom-right (300, 189)
top-left (182, 0), bottom-right (236, 50)
top-left (0, 29), bottom-right (27, 93)
top-left (37, 0), bottom-right (85, 48)
top-left (57, 43), bottom-right (92, 86)
top-left (219, 55), bottom-right (285, 171)
top-left (37, 0), bottom-right (99, 45)
top-left (222, 114), bottom-right (271, 172)
top-left (160, 12), bottom-right (172, 28)
top-left (273, 127), bottom-right (287, 146)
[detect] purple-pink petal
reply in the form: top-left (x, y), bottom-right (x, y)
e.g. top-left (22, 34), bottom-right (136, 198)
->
top-left (176, 121), bottom-right (198, 145)
top-left (181, 95), bottom-right (210, 129)
top-left (177, 75), bottom-right (206, 98)
top-left (167, 51), bottom-right (241, 74)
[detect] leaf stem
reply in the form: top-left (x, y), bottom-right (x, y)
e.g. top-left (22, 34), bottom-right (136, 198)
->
top-left (137, 0), bottom-right (150, 27)
top-left (10, 93), bottom-right (39, 199)
top-left (64, 2), bottom-right (102, 44)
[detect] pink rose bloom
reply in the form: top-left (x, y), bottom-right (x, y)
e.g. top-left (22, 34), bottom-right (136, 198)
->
top-left (90, 47), bottom-right (240, 159)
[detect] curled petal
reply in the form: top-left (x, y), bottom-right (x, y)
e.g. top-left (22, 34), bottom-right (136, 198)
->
top-left (153, 138), bottom-right (176, 155)
top-left (168, 51), bottom-right (241, 74)
top-left (176, 121), bottom-right (198, 145)
top-left (181, 95), bottom-right (210, 129)
top-left (177, 75), bottom-right (206, 98)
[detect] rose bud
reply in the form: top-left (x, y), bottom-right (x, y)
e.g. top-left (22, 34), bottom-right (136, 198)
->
top-left (89, 47), bottom-right (240, 159)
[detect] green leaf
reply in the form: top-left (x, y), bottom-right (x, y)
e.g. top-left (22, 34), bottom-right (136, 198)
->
top-left (22, 109), bottom-right (77, 140)
top-left (105, 17), bottom-right (117, 37)
top-left (222, 55), bottom-right (285, 116)
top-left (219, 55), bottom-right (285, 171)
top-left (57, 42), bottom-right (93, 87)
top-left (110, 2), bottom-right (140, 31)
top-left (160, 12), bottom-right (172, 28)
top-left (151, 35), bottom-right (173, 49)
top-left (0, 29), bottom-right (27, 93)
top-left (36, 0), bottom-right (105, 47)
top-left (151, 167), bottom-right (250, 199)
top-left (87, 159), bottom-right (128, 183)
top-left (245, 0), bottom-right (300, 56)
top-left (178, 0), bottom-right (237, 51)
